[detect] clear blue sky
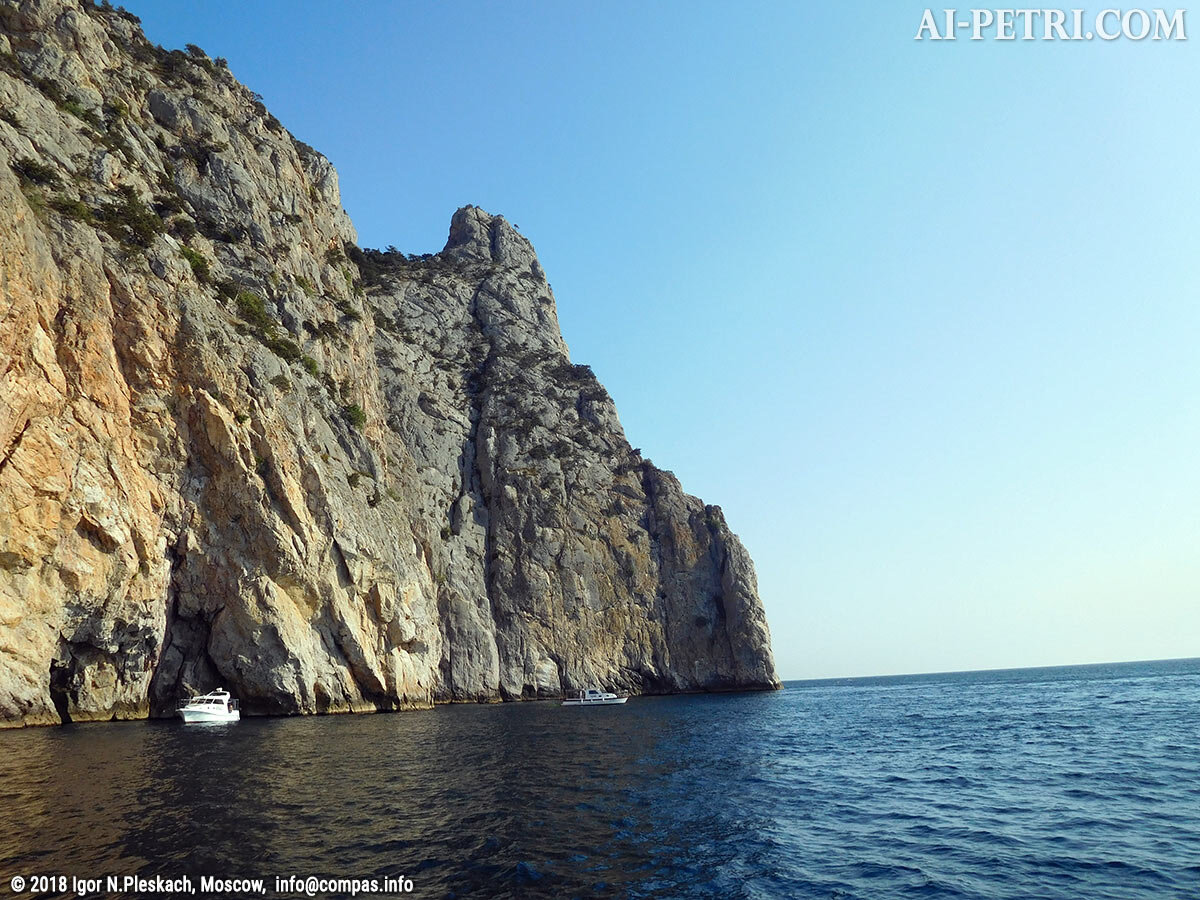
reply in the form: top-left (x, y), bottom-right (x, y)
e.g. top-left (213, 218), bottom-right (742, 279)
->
top-left (130, 2), bottom-right (1200, 679)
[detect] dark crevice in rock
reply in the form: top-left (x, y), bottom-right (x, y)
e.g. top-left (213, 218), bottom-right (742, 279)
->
top-left (0, 417), bottom-right (29, 476)
top-left (48, 657), bottom-right (72, 724)
top-left (147, 538), bottom-right (185, 716)
top-left (75, 515), bottom-right (118, 553)
top-left (331, 539), bottom-right (353, 587)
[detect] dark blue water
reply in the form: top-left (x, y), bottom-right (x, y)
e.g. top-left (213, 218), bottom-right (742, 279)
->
top-left (0, 659), bottom-right (1197, 898)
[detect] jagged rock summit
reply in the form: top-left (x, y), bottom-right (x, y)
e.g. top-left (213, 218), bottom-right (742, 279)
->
top-left (0, 0), bottom-right (780, 727)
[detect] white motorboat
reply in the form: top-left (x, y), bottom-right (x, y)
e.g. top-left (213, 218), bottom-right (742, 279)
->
top-left (177, 688), bottom-right (240, 723)
top-left (562, 688), bottom-right (628, 706)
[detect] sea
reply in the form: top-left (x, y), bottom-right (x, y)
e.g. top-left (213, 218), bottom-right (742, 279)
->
top-left (0, 658), bottom-right (1197, 899)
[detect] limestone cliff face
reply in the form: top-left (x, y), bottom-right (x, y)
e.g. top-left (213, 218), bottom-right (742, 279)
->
top-left (0, 0), bottom-right (779, 727)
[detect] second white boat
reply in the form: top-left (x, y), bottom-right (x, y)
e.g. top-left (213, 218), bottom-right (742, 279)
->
top-left (562, 688), bottom-right (628, 706)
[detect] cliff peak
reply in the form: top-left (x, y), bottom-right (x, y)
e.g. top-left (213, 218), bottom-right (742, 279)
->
top-left (443, 205), bottom-right (542, 277)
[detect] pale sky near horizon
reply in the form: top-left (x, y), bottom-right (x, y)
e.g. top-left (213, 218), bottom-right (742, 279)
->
top-left (129, 2), bottom-right (1200, 680)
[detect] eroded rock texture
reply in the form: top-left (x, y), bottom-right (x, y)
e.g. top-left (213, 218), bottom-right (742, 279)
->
top-left (0, 0), bottom-right (778, 726)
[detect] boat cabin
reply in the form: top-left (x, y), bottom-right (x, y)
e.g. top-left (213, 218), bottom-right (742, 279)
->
top-left (184, 689), bottom-right (238, 711)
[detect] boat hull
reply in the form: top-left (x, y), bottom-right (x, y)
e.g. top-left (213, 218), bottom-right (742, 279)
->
top-left (177, 708), bottom-right (240, 723)
top-left (562, 697), bottom-right (627, 706)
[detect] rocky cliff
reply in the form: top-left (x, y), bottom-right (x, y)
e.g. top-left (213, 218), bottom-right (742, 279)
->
top-left (0, 0), bottom-right (779, 727)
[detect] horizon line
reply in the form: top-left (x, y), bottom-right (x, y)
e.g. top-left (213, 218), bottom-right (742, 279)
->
top-left (783, 654), bottom-right (1200, 684)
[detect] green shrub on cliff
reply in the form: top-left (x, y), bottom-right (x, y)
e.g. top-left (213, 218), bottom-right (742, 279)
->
top-left (235, 291), bottom-right (273, 331)
top-left (48, 195), bottom-right (92, 222)
top-left (335, 296), bottom-right (361, 322)
top-left (170, 217), bottom-right (197, 241)
top-left (12, 156), bottom-right (60, 188)
top-left (265, 335), bottom-right (302, 362)
top-left (97, 186), bottom-right (165, 248)
top-left (60, 98), bottom-right (103, 129)
top-left (179, 245), bottom-right (210, 283)
top-left (0, 51), bottom-right (21, 78)
top-left (230, 291), bottom-right (310, 365)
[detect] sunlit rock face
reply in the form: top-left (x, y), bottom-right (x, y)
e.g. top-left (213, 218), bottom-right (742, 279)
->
top-left (0, 0), bottom-right (779, 727)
